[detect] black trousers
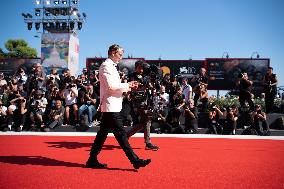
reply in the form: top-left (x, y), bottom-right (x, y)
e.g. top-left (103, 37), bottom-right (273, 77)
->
top-left (239, 91), bottom-right (254, 111)
top-left (252, 120), bottom-right (270, 135)
top-left (88, 112), bottom-right (139, 164)
top-left (265, 92), bottom-right (276, 113)
top-left (194, 94), bottom-right (208, 111)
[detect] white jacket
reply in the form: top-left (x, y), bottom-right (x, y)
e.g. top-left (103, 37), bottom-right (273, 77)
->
top-left (99, 58), bottom-right (130, 112)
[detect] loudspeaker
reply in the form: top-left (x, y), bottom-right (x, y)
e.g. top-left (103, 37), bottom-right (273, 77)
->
top-left (267, 113), bottom-right (284, 130)
top-left (268, 117), bottom-right (284, 130)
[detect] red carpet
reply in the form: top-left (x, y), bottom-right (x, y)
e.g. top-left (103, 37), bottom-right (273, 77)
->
top-left (0, 135), bottom-right (284, 189)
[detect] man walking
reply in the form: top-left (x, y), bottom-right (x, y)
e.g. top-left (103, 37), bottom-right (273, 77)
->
top-left (86, 44), bottom-right (151, 169)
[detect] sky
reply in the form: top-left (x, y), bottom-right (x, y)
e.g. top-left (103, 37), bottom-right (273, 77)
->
top-left (1, 0), bottom-right (284, 91)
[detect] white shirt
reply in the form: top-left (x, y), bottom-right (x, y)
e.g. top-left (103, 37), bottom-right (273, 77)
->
top-left (0, 105), bottom-right (7, 115)
top-left (63, 88), bottom-right (78, 105)
top-left (0, 79), bottom-right (7, 87)
top-left (182, 84), bottom-right (192, 102)
top-left (99, 58), bottom-right (130, 112)
top-left (31, 97), bottom-right (48, 112)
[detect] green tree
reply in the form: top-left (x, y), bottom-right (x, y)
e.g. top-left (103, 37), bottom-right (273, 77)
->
top-left (2, 39), bottom-right (37, 58)
top-left (0, 48), bottom-right (4, 58)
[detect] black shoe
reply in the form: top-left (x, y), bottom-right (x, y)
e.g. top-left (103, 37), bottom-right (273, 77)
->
top-left (85, 160), bottom-right (107, 169)
top-left (145, 143), bottom-right (159, 151)
top-left (133, 159), bottom-right (151, 169)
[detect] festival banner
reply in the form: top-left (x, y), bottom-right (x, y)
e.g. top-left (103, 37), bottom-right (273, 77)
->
top-left (206, 58), bottom-right (270, 90)
top-left (41, 33), bottom-right (69, 74)
top-left (68, 34), bottom-right (79, 75)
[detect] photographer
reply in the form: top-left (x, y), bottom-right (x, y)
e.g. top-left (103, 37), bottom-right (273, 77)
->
top-left (126, 60), bottom-right (159, 151)
top-left (153, 85), bottom-right (169, 109)
top-left (62, 82), bottom-right (78, 125)
top-left (89, 70), bottom-right (100, 95)
top-left (28, 64), bottom-right (45, 93)
top-left (263, 67), bottom-right (277, 113)
top-left (14, 67), bottom-right (28, 85)
top-left (29, 90), bottom-right (48, 128)
top-left (193, 67), bottom-right (208, 111)
top-left (45, 74), bottom-right (60, 92)
top-left (252, 104), bottom-right (270, 136)
top-left (207, 104), bottom-right (223, 134)
top-left (0, 72), bottom-right (7, 95)
top-left (183, 99), bottom-right (198, 134)
top-left (223, 107), bottom-right (238, 135)
top-left (238, 72), bottom-right (254, 112)
top-left (47, 85), bottom-right (62, 109)
top-left (78, 83), bottom-right (98, 127)
top-left (45, 100), bottom-right (65, 131)
top-left (82, 68), bottom-right (89, 79)
top-left (48, 68), bottom-right (60, 82)
top-left (9, 97), bottom-right (27, 131)
top-left (0, 100), bottom-right (7, 129)
top-left (181, 77), bottom-right (192, 103)
top-left (170, 86), bottom-right (185, 127)
top-left (151, 87), bottom-right (171, 133)
top-left (59, 69), bottom-right (72, 89)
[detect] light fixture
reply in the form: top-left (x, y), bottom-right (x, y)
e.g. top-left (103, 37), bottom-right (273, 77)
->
top-left (45, 11), bottom-right (50, 16)
top-left (35, 22), bottom-right (40, 30)
top-left (27, 22), bottom-right (33, 30)
top-left (69, 22), bottom-right (74, 30)
top-left (35, 9), bottom-right (41, 16)
top-left (78, 22), bottom-right (82, 30)
top-left (22, 13), bottom-right (28, 18)
top-left (43, 22), bottom-right (48, 29)
top-left (62, 22), bottom-right (67, 30)
top-left (46, 0), bottom-right (51, 5)
top-left (62, 0), bottom-right (67, 4)
top-left (35, 0), bottom-right (41, 5)
top-left (251, 52), bottom-right (260, 59)
top-left (72, 8), bottom-right (78, 15)
top-left (49, 22), bottom-right (55, 29)
top-left (222, 52), bottom-right (229, 59)
top-left (82, 12), bottom-right (87, 18)
top-left (72, 0), bottom-right (78, 4)
top-left (26, 13), bottom-right (33, 18)
top-left (56, 22), bottom-right (60, 29)
top-left (54, 0), bottom-right (59, 5)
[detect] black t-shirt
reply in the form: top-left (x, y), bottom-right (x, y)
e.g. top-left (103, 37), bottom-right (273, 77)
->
top-left (128, 72), bottom-right (144, 84)
top-left (172, 94), bottom-right (185, 107)
top-left (239, 79), bottom-right (252, 92)
top-left (47, 106), bottom-right (65, 120)
top-left (264, 73), bottom-right (277, 94)
top-left (78, 89), bottom-right (98, 107)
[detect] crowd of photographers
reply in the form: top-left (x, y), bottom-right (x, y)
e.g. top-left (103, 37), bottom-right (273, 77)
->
top-left (0, 62), bottom-right (276, 135)
top-left (0, 63), bottom-right (100, 132)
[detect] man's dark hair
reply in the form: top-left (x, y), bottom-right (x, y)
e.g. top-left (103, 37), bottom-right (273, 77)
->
top-left (108, 44), bottom-right (122, 56)
top-left (135, 60), bottom-right (145, 69)
top-left (268, 66), bottom-right (273, 70)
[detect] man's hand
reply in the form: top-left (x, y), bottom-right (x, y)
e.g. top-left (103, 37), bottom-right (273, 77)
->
top-left (54, 115), bottom-right (60, 120)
